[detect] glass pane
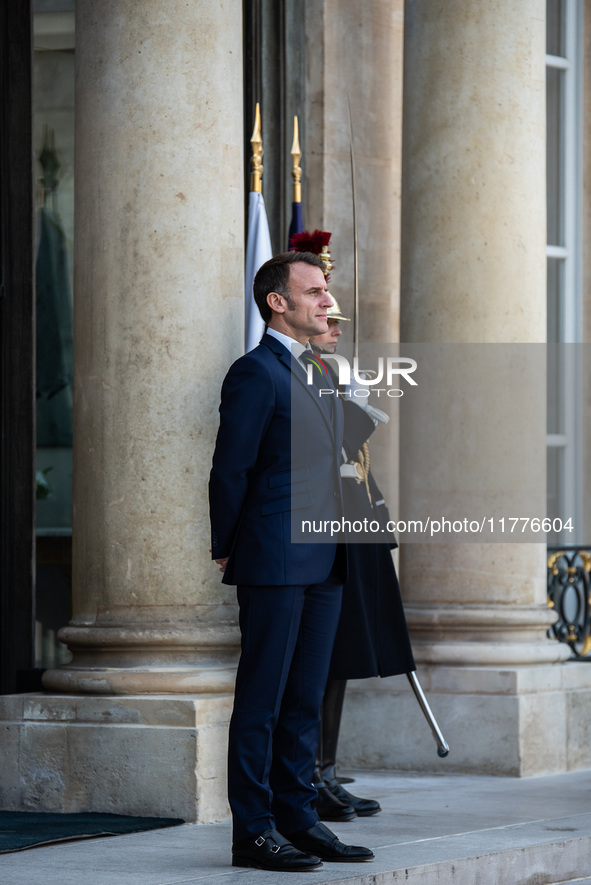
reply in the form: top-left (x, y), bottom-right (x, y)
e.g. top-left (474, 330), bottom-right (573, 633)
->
top-left (546, 66), bottom-right (564, 246)
top-left (547, 341), bottom-right (564, 435)
top-left (546, 0), bottom-right (565, 57)
top-left (547, 257), bottom-right (563, 345)
top-left (33, 1), bottom-right (75, 669)
top-left (546, 445), bottom-right (563, 545)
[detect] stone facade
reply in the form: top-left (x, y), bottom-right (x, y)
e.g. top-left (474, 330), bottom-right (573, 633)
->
top-left (2, 0), bottom-right (591, 823)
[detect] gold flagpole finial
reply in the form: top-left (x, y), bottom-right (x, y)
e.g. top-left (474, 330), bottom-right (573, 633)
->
top-left (290, 116), bottom-right (302, 203)
top-left (250, 102), bottom-right (263, 193)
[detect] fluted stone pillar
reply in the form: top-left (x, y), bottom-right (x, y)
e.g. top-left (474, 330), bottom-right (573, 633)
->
top-left (303, 0), bottom-right (405, 514)
top-left (10, 0), bottom-right (244, 820)
top-left (398, 0), bottom-right (565, 667)
top-left (339, 0), bottom-right (591, 777)
top-left (43, 0), bottom-right (243, 696)
top-left (304, 0), bottom-right (404, 344)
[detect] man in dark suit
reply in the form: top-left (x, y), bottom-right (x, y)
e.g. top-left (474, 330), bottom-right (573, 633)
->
top-left (309, 312), bottom-right (416, 822)
top-left (209, 251), bottom-right (373, 872)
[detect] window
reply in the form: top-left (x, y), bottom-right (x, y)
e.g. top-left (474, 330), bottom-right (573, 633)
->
top-left (546, 0), bottom-right (583, 543)
top-left (33, 0), bottom-right (75, 668)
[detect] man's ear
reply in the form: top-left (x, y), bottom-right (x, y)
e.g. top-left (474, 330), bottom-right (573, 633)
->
top-left (267, 291), bottom-right (286, 315)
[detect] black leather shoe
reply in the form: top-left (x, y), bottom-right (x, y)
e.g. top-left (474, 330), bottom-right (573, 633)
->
top-left (287, 821), bottom-right (374, 862)
top-left (315, 782), bottom-right (356, 822)
top-left (232, 828), bottom-right (323, 871)
top-left (325, 778), bottom-right (381, 817)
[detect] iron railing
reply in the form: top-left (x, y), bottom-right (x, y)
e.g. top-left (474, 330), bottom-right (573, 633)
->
top-left (547, 547), bottom-right (591, 658)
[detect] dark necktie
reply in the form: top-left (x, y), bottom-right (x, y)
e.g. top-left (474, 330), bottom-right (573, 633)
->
top-left (300, 350), bottom-right (335, 418)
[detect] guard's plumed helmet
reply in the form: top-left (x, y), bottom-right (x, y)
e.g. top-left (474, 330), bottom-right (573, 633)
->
top-left (289, 228), bottom-right (351, 322)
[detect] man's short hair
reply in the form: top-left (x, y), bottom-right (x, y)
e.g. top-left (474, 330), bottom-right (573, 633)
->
top-left (253, 251), bottom-right (325, 324)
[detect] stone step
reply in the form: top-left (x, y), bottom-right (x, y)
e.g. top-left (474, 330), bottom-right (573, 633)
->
top-left (555, 880), bottom-right (591, 884)
top-left (314, 812), bottom-right (591, 885)
top-left (1, 770), bottom-right (590, 884)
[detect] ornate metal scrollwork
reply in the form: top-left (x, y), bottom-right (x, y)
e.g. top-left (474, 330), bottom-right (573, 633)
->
top-left (547, 547), bottom-right (591, 658)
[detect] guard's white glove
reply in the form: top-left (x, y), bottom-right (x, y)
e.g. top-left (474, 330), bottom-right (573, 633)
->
top-left (343, 372), bottom-right (371, 402)
top-left (343, 376), bottom-right (372, 418)
top-left (365, 403), bottom-right (390, 425)
top-left (343, 373), bottom-right (390, 424)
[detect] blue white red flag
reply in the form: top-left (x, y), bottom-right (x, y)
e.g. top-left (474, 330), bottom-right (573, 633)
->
top-left (288, 201), bottom-right (304, 250)
top-left (244, 190), bottom-right (272, 353)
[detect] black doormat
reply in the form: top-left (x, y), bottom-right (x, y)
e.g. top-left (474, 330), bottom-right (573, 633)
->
top-left (0, 811), bottom-right (184, 853)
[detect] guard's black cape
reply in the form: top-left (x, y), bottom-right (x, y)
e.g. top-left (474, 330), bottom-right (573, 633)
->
top-left (328, 397), bottom-right (415, 680)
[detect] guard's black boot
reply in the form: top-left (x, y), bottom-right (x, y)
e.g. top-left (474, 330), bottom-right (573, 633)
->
top-left (322, 765), bottom-right (381, 817)
top-left (319, 680), bottom-right (347, 776)
top-left (313, 766), bottom-right (356, 822)
top-left (319, 680), bottom-right (381, 816)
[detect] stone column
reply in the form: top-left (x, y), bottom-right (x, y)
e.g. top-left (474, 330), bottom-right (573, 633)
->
top-left (398, 0), bottom-right (561, 664)
top-left (11, 0), bottom-right (244, 821)
top-left (339, 0), bottom-right (591, 778)
top-left (304, 0), bottom-right (405, 508)
top-left (304, 0), bottom-right (404, 345)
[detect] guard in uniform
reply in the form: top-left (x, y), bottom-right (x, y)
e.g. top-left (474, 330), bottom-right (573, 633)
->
top-left (290, 230), bottom-right (416, 821)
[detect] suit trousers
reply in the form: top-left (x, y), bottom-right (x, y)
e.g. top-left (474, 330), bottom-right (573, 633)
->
top-left (228, 574), bottom-right (343, 841)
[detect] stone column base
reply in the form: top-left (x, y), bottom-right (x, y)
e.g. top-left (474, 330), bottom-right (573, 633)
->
top-left (339, 662), bottom-right (591, 777)
top-left (0, 693), bottom-right (232, 822)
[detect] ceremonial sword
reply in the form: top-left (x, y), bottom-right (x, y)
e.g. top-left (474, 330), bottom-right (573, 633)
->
top-left (407, 672), bottom-right (450, 757)
top-left (347, 96), bottom-right (450, 760)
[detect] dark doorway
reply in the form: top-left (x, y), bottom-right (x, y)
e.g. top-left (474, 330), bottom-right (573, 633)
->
top-left (0, 0), bottom-right (36, 694)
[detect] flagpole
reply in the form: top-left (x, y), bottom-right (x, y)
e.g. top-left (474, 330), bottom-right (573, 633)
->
top-left (288, 115), bottom-right (304, 247)
top-left (244, 103), bottom-right (272, 352)
top-left (250, 102), bottom-right (263, 193)
top-left (291, 116), bottom-right (302, 203)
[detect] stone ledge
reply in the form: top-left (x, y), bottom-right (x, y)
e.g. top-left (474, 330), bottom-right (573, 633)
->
top-left (341, 663), bottom-right (591, 775)
top-left (0, 693), bottom-right (232, 727)
top-left (0, 694), bottom-right (233, 822)
top-left (348, 661), bottom-right (591, 695)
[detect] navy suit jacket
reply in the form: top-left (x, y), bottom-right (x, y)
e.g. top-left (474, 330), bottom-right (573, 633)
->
top-left (209, 333), bottom-right (345, 586)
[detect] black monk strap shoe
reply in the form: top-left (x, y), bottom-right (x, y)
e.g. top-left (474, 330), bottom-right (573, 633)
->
top-left (315, 780), bottom-right (357, 822)
top-left (232, 828), bottom-right (323, 872)
top-left (286, 821), bottom-right (374, 862)
top-left (325, 777), bottom-right (381, 817)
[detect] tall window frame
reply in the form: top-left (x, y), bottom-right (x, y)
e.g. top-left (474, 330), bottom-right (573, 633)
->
top-left (546, 0), bottom-right (584, 544)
